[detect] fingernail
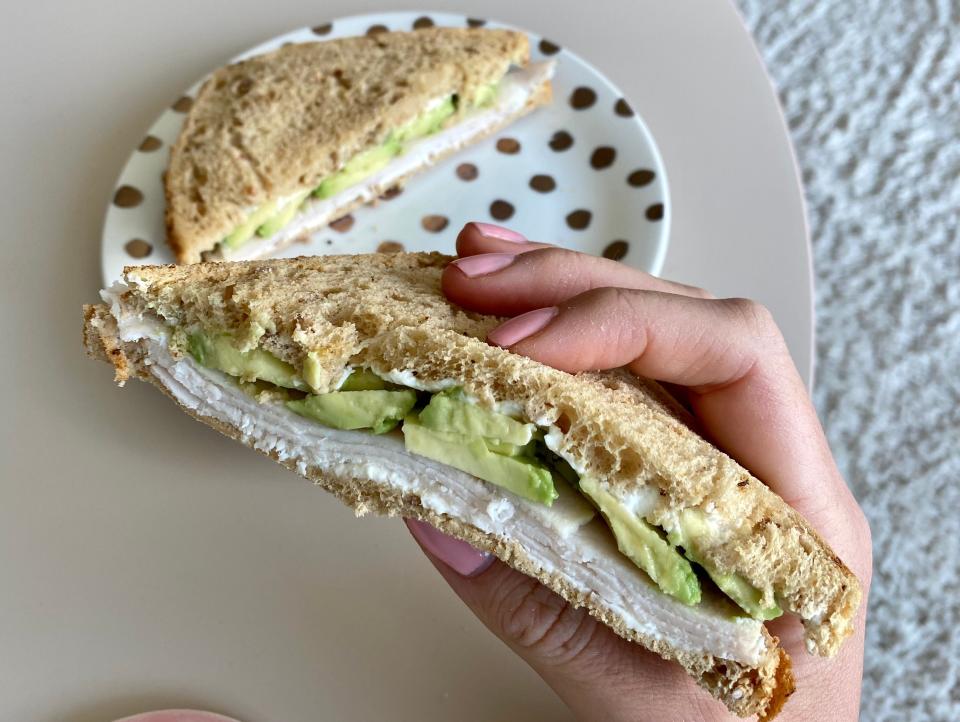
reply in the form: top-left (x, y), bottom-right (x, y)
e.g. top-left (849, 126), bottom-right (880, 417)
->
top-left (405, 518), bottom-right (494, 578)
top-left (488, 306), bottom-right (559, 347)
top-left (470, 222), bottom-right (528, 243)
top-left (450, 252), bottom-right (517, 278)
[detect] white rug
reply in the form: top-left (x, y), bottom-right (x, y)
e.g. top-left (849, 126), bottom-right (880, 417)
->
top-left (736, 1), bottom-right (960, 719)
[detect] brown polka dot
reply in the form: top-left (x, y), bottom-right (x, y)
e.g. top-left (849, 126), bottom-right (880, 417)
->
top-left (172, 96), bottom-right (193, 113)
top-left (139, 135), bottom-right (162, 152)
top-left (421, 214), bottom-right (449, 232)
top-left (570, 87), bottom-right (597, 110)
top-left (124, 239), bottom-right (153, 258)
top-left (590, 146), bottom-right (617, 169)
top-left (614, 98), bottom-right (633, 117)
top-left (549, 130), bottom-right (574, 151)
top-left (529, 174), bottom-right (556, 193)
top-left (413, 16), bottom-right (434, 29)
top-left (539, 39), bottom-right (561, 55)
top-left (456, 163), bottom-right (479, 181)
top-left (311, 23), bottom-right (333, 36)
top-left (645, 203), bottom-right (665, 221)
top-left (496, 137), bottom-right (521, 154)
top-left (566, 209), bottom-right (592, 230)
top-left (628, 169), bottom-right (656, 187)
top-left (380, 186), bottom-right (403, 201)
top-left (490, 200), bottom-right (515, 221)
top-left (113, 185), bottom-right (143, 208)
top-left (378, 241), bottom-right (405, 253)
top-left (467, 18), bottom-right (486, 27)
top-left (329, 214), bottom-right (354, 232)
top-left (366, 24), bottom-right (388, 36)
top-left (602, 240), bottom-right (629, 261)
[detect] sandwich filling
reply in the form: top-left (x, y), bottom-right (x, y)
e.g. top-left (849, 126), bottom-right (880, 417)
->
top-left (207, 61), bottom-right (554, 261)
top-left (103, 291), bottom-right (779, 665)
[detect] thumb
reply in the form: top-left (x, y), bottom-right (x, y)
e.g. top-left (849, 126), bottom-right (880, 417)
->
top-left (403, 519), bottom-right (726, 722)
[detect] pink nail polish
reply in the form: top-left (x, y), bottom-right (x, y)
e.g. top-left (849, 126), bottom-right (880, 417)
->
top-left (405, 519), bottom-right (494, 577)
top-left (488, 307), bottom-right (559, 347)
top-left (471, 222), bottom-right (528, 243)
top-left (450, 252), bottom-right (516, 278)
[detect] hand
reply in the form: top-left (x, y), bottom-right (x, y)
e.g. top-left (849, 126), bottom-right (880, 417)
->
top-left (404, 222), bottom-right (872, 721)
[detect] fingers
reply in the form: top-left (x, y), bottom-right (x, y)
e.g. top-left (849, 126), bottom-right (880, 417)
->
top-left (455, 222), bottom-right (552, 256)
top-left (445, 224), bottom-right (710, 317)
top-left (487, 288), bottom-right (851, 533)
top-left (403, 519), bottom-right (728, 722)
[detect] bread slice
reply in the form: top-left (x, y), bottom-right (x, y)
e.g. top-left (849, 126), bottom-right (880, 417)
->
top-left (166, 29), bottom-right (546, 263)
top-left (83, 253), bottom-right (861, 718)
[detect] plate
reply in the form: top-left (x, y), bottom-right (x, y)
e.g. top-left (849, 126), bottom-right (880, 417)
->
top-left (100, 10), bottom-right (669, 283)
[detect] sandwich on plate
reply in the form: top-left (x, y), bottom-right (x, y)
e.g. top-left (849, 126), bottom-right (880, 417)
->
top-left (165, 28), bottom-right (553, 264)
top-left (83, 253), bottom-right (861, 719)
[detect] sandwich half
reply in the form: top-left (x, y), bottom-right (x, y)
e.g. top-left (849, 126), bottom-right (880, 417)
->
top-left (83, 253), bottom-right (861, 719)
top-left (166, 29), bottom-right (552, 264)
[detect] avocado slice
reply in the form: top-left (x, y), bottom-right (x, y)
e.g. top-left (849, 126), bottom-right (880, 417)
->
top-left (402, 416), bottom-right (558, 506)
top-left (418, 392), bottom-right (536, 445)
top-left (287, 390), bottom-right (417, 434)
top-left (472, 83), bottom-right (499, 108)
top-left (222, 200), bottom-right (280, 249)
top-left (668, 509), bottom-right (782, 620)
top-left (393, 96), bottom-right (456, 143)
top-left (579, 477), bottom-right (701, 605)
top-left (314, 139), bottom-right (401, 199)
top-left (256, 189), bottom-right (312, 238)
top-left (188, 332), bottom-right (304, 390)
top-left (483, 438), bottom-right (536, 457)
top-left (339, 368), bottom-right (392, 391)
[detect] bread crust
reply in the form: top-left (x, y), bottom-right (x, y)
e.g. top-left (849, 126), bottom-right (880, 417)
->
top-left (83, 303), bottom-right (794, 719)
top-left (165, 28), bottom-right (533, 263)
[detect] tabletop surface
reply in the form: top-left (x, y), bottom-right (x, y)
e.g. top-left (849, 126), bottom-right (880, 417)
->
top-left (1, 1), bottom-right (810, 721)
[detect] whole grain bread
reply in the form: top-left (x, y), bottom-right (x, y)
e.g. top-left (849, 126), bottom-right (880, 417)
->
top-left (166, 28), bottom-right (531, 263)
top-left (83, 300), bottom-right (794, 719)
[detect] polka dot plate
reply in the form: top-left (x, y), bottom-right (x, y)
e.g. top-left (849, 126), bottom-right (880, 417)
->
top-left (100, 10), bottom-right (669, 283)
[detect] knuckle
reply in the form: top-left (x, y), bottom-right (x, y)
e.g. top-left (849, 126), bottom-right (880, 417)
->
top-left (491, 578), bottom-right (599, 665)
top-left (722, 297), bottom-right (777, 337)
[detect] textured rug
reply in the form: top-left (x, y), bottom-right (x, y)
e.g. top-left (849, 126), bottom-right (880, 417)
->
top-left (735, 1), bottom-right (960, 720)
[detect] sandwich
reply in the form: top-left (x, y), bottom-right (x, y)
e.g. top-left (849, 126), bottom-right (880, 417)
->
top-left (165, 29), bottom-right (553, 264)
top-left (83, 253), bottom-right (861, 719)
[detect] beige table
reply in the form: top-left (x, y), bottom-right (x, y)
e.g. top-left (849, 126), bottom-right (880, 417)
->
top-left (0, 1), bottom-right (810, 720)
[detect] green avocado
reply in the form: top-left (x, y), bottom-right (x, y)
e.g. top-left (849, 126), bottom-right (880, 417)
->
top-left (668, 509), bottom-right (782, 620)
top-left (393, 96), bottom-right (457, 143)
top-left (339, 368), bottom-right (392, 391)
top-left (314, 139), bottom-right (402, 199)
top-left (483, 437), bottom-right (536, 457)
top-left (256, 189), bottom-right (312, 238)
top-left (222, 200), bottom-right (279, 249)
top-left (579, 477), bottom-right (701, 605)
top-left (403, 416), bottom-right (558, 505)
top-left (287, 390), bottom-right (417, 434)
top-left (418, 392), bottom-right (536, 445)
top-left (188, 332), bottom-right (304, 390)
top-left (472, 83), bottom-right (499, 107)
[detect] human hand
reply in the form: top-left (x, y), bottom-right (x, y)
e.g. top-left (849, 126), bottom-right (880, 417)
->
top-left (404, 222), bottom-right (872, 721)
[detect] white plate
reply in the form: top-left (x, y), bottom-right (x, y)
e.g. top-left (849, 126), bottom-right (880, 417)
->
top-left (100, 10), bottom-right (669, 283)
